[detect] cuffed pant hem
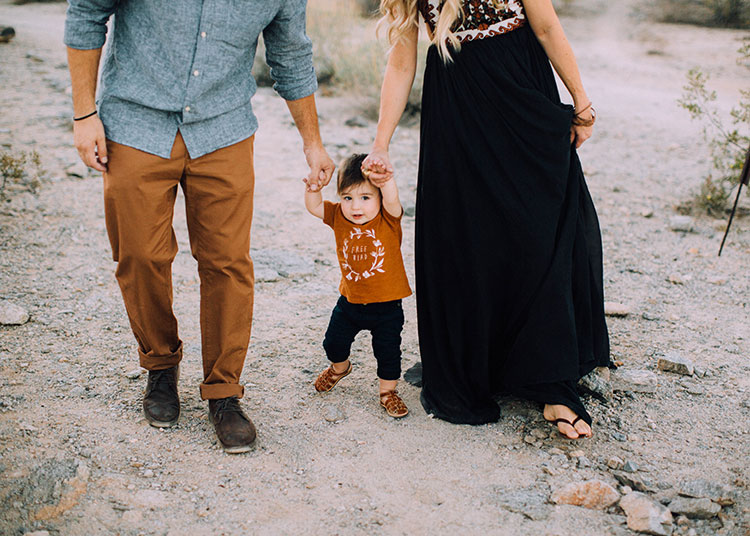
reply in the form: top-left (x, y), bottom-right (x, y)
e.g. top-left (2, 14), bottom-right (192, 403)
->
top-left (200, 382), bottom-right (245, 400)
top-left (139, 341), bottom-right (183, 371)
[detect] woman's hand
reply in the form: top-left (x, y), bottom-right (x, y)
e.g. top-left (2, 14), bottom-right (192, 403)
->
top-left (362, 148), bottom-right (394, 187)
top-left (570, 106), bottom-right (595, 148)
top-left (570, 123), bottom-right (593, 148)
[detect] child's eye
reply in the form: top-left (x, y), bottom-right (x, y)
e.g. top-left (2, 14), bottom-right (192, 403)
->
top-left (362, 196), bottom-right (370, 201)
top-left (343, 196), bottom-right (352, 201)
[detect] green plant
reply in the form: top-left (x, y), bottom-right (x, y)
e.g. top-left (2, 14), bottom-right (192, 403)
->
top-left (0, 148), bottom-right (44, 198)
top-left (678, 42), bottom-right (750, 215)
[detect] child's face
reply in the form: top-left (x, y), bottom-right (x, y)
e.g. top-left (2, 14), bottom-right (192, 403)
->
top-left (340, 182), bottom-right (381, 224)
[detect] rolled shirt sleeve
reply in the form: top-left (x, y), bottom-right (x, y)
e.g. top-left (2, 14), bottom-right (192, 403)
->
top-left (64, 0), bottom-right (118, 50)
top-left (262, 0), bottom-right (318, 101)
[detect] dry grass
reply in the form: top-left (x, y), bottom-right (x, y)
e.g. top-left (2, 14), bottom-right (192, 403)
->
top-left (649, 0), bottom-right (750, 28)
top-left (254, 0), bottom-right (426, 120)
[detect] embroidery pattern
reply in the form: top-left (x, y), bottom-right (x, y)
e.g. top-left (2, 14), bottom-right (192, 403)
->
top-left (418, 0), bottom-right (526, 43)
top-left (341, 227), bottom-right (386, 282)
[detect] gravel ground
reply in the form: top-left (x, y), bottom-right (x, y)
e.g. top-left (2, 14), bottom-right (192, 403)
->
top-left (0, 1), bottom-right (748, 535)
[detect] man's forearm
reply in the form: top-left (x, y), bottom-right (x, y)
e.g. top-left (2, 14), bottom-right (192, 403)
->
top-left (285, 94), bottom-right (324, 149)
top-left (67, 47), bottom-right (102, 116)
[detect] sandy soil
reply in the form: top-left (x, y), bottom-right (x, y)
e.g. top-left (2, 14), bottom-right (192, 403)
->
top-left (0, 1), bottom-right (748, 535)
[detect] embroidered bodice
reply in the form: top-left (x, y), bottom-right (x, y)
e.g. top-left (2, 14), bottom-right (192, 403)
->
top-left (417, 0), bottom-right (526, 43)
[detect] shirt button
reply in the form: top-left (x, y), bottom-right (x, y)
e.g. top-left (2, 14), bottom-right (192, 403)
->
top-left (201, 31), bottom-right (207, 38)
top-left (184, 106), bottom-right (191, 112)
top-left (193, 70), bottom-right (200, 76)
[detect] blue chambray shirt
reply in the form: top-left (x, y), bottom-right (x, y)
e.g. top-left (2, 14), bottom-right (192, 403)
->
top-left (64, 0), bottom-right (317, 159)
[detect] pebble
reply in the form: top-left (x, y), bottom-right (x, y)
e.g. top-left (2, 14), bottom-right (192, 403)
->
top-left (548, 447), bottom-right (565, 456)
top-left (124, 369), bottom-right (142, 380)
top-left (569, 450), bottom-right (585, 457)
top-left (613, 471), bottom-right (653, 493)
top-left (622, 461), bottom-right (639, 473)
top-left (668, 497), bottom-right (721, 519)
top-left (681, 382), bottom-right (705, 395)
top-left (0, 300), bottom-right (30, 325)
top-left (323, 405), bottom-right (345, 423)
top-left (642, 312), bottom-right (660, 321)
top-left (612, 369), bottom-right (658, 394)
top-left (669, 215), bottom-right (694, 232)
top-left (607, 456), bottom-right (624, 470)
top-left (641, 209), bottom-right (654, 218)
top-left (657, 353), bottom-right (694, 376)
top-left (65, 160), bottom-right (89, 179)
top-left (577, 456), bottom-right (592, 468)
top-left (620, 492), bottom-right (674, 536)
top-left (344, 115), bottom-right (369, 128)
top-left (550, 480), bottom-right (620, 510)
top-left (604, 302), bottom-right (631, 317)
top-left (611, 432), bottom-right (628, 442)
top-left (667, 273), bottom-right (689, 285)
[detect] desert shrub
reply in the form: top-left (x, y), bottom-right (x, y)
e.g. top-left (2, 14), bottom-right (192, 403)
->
top-left (253, 0), bottom-right (426, 121)
top-left (653, 0), bottom-right (750, 28)
top-left (1, 148), bottom-right (44, 198)
top-left (678, 41), bottom-right (750, 215)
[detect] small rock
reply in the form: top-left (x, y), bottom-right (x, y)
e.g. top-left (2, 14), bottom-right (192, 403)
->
top-left (0, 26), bottom-right (16, 44)
top-left (612, 369), bottom-right (658, 394)
top-left (124, 369), bottom-right (142, 380)
top-left (613, 471), bottom-right (653, 493)
top-left (66, 160), bottom-right (89, 179)
top-left (668, 497), bottom-right (721, 519)
top-left (641, 209), bottom-right (654, 218)
top-left (612, 432), bottom-right (628, 442)
top-left (657, 353), bottom-right (694, 376)
top-left (550, 480), bottom-right (620, 509)
top-left (707, 276), bottom-right (726, 285)
top-left (667, 273), bottom-right (687, 285)
top-left (605, 302), bottom-right (631, 317)
top-left (323, 405), bottom-right (345, 423)
top-left (669, 215), bottom-right (694, 233)
top-left (0, 300), bottom-right (30, 325)
top-left (496, 486), bottom-right (551, 521)
top-left (678, 479), bottom-right (735, 506)
top-left (642, 312), bottom-right (660, 321)
top-left (254, 267), bottom-right (280, 282)
top-left (569, 450), bottom-right (585, 457)
top-left (620, 492), bottom-right (674, 536)
top-left (681, 382), bottom-right (705, 396)
top-left (577, 456), bottom-right (592, 468)
top-left (623, 461), bottom-right (639, 473)
top-left (548, 447), bottom-right (565, 456)
top-left (344, 116), bottom-right (369, 128)
top-left (607, 456), bottom-right (624, 470)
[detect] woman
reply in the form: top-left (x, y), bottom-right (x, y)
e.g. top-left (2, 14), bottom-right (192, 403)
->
top-left (363, 0), bottom-right (610, 439)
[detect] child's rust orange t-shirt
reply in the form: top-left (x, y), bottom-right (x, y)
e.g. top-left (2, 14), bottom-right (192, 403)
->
top-left (323, 201), bottom-right (412, 304)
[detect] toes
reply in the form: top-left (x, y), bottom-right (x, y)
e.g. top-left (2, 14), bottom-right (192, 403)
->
top-left (558, 423), bottom-right (580, 439)
top-left (575, 421), bottom-right (593, 438)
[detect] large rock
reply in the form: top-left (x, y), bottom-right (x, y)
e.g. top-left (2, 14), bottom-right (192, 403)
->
top-left (578, 367), bottom-right (613, 401)
top-left (0, 300), bottom-right (29, 325)
top-left (252, 248), bottom-right (316, 281)
top-left (657, 353), bottom-right (694, 376)
top-left (612, 369), bottom-right (658, 394)
top-left (496, 486), bottom-right (551, 521)
top-left (550, 480), bottom-right (620, 510)
top-left (667, 497), bottom-right (721, 519)
top-left (620, 492), bottom-right (674, 535)
top-left (678, 479), bottom-right (735, 506)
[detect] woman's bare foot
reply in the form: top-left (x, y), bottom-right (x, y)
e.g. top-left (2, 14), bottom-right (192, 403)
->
top-left (543, 404), bottom-right (592, 439)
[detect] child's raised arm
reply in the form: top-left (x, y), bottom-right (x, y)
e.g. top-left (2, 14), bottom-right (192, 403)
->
top-left (304, 178), bottom-right (325, 219)
top-left (378, 176), bottom-right (402, 219)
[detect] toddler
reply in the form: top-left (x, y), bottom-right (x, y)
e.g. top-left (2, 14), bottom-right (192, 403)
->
top-left (304, 153), bottom-right (412, 418)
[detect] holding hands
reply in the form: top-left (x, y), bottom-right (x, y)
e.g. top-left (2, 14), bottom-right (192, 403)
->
top-left (362, 148), bottom-right (394, 187)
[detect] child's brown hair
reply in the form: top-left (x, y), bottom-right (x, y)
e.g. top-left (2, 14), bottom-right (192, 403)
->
top-left (337, 153), bottom-right (377, 196)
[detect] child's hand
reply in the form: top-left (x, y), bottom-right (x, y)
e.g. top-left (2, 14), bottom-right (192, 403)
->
top-left (362, 149), bottom-right (394, 187)
top-left (303, 177), bottom-right (323, 193)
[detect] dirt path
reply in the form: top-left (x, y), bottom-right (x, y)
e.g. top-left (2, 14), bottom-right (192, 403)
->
top-left (1, 1), bottom-right (748, 535)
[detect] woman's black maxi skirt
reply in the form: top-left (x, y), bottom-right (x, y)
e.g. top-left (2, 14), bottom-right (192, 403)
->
top-left (415, 24), bottom-right (610, 425)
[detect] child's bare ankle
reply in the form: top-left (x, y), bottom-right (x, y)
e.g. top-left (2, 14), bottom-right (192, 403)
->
top-left (331, 360), bottom-right (350, 374)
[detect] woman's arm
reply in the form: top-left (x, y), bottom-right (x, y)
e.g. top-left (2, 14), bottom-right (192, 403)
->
top-left (364, 24), bottom-right (419, 184)
top-left (522, 0), bottom-right (594, 147)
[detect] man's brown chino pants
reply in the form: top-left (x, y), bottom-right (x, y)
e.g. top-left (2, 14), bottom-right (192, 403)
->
top-left (103, 132), bottom-right (255, 400)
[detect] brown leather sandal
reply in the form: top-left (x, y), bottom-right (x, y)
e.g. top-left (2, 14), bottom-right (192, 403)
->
top-left (379, 390), bottom-right (408, 418)
top-left (314, 362), bottom-right (352, 393)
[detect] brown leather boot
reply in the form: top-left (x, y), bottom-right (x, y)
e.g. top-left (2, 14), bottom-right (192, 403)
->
top-left (143, 365), bottom-right (180, 427)
top-left (208, 397), bottom-right (256, 453)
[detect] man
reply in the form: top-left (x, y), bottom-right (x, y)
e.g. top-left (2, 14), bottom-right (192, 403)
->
top-left (65, 1), bottom-right (334, 453)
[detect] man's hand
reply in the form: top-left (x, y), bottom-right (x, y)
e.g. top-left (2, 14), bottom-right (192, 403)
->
top-left (73, 113), bottom-right (108, 172)
top-left (304, 144), bottom-right (335, 192)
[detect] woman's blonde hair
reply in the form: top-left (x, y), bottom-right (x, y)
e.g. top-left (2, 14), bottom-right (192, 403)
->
top-left (378, 0), bottom-right (508, 62)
